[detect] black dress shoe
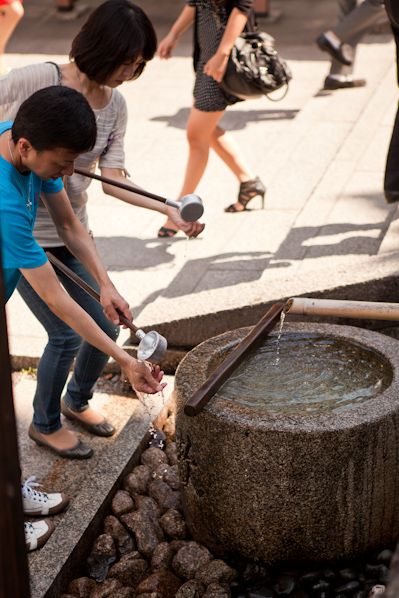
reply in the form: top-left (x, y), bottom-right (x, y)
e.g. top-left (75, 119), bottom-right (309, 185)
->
top-left (316, 33), bottom-right (353, 66)
top-left (323, 76), bottom-right (366, 90)
top-left (28, 423), bottom-right (93, 459)
top-left (61, 399), bottom-right (116, 437)
top-left (384, 190), bottom-right (399, 203)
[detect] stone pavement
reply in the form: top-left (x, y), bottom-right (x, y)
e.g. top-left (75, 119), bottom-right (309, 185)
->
top-left (2, 0), bottom-right (399, 595)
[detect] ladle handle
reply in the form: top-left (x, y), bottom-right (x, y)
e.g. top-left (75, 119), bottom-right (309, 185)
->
top-left (46, 251), bottom-right (140, 334)
top-left (73, 167), bottom-right (167, 205)
top-left (184, 302), bottom-right (285, 417)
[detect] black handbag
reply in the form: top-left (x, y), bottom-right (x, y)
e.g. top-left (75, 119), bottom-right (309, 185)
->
top-left (219, 31), bottom-right (292, 102)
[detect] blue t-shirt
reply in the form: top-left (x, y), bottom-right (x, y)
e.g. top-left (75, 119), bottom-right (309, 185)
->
top-left (0, 121), bottom-right (64, 302)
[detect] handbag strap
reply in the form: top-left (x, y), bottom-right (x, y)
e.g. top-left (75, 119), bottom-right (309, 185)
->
top-left (45, 61), bottom-right (62, 86)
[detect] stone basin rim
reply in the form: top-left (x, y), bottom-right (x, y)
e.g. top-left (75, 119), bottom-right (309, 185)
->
top-left (176, 322), bottom-right (399, 432)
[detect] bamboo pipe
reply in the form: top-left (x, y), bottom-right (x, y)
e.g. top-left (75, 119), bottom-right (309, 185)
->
top-left (284, 297), bottom-right (399, 321)
top-left (184, 302), bottom-right (285, 417)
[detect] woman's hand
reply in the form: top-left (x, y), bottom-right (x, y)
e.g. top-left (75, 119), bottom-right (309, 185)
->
top-left (158, 33), bottom-right (180, 59)
top-left (124, 359), bottom-right (167, 394)
top-left (165, 206), bottom-right (205, 238)
top-left (203, 52), bottom-right (230, 82)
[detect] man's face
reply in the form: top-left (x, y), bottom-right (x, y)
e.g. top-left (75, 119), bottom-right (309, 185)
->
top-left (20, 142), bottom-right (80, 180)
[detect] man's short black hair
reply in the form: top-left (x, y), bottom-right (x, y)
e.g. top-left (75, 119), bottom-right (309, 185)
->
top-left (70, 0), bottom-right (157, 85)
top-left (11, 86), bottom-right (97, 154)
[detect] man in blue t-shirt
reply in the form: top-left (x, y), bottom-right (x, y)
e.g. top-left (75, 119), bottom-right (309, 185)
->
top-left (0, 86), bottom-right (166, 551)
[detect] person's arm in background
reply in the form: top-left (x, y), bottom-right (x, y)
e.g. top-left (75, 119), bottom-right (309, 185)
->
top-left (158, 5), bottom-right (196, 59)
top-left (21, 260), bottom-right (165, 394)
top-left (100, 167), bottom-right (205, 237)
top-left (203, 7), bottom-right (248, 82)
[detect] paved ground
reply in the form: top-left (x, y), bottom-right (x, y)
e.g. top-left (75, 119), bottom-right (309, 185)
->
top-left (3, 0), bottom-right (399, 595)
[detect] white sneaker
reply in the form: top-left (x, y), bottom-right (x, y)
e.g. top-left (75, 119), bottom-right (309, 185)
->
top-left (21, 476), bottom-right (69, 516)
top-left (24, 520), bottom-right (55, 552)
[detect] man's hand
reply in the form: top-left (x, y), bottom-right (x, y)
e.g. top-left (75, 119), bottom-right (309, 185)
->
top-left (165, 205), bottom-right (205, 238)
top-left (125, 360), bottom-right (167, 394)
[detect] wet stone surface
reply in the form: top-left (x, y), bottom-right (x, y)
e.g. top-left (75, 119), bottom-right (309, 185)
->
top-left (64, 412), bottom-right (394, 598)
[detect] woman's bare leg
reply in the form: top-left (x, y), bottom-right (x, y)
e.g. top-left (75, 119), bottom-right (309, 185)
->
top-left (0, 1), bottom-right (24, 75)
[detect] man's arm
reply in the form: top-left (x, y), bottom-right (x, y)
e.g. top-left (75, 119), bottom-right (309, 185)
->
top-left (41, 188), bottom-right (131, 326)
top-left (21, 261), bottom-right (166, 394)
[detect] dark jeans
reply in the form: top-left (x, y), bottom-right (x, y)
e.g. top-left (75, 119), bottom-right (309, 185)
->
top-left (384, 0), bottom-right (399, 200)
top-left (17, 246), bottom-right (120, 433)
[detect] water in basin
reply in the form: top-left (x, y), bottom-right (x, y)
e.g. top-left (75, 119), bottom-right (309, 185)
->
top-left (218, 333), bottom-right (392, 413)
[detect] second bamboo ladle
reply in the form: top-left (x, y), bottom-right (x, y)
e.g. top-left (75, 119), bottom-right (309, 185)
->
top-left (46, 252), bottom-right (167, 364)
top-left (73, 167), bottom-right (204, 223)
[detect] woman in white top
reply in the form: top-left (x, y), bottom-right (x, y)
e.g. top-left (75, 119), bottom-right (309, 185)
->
top-left (0, 0), bottom-right (204, 459)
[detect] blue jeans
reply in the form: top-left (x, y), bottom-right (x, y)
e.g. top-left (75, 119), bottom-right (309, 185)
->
top-left (17, 247), bottom-right (120, 434)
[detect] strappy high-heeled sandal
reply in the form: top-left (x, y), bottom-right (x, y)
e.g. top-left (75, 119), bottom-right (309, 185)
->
top-left (225, 176), bottom-right (266, 213)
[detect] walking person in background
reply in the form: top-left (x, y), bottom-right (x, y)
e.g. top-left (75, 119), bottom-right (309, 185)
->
top-left (384, 0), bottom-right (399, 202)
top-left (0, 0), bottom-right (23, 76)
top-left (0, 0), bottom-right (200, 460)
top-left (157, 0), bottom-right (265, 237)
top-left (316, 0), bottom-right (386, 90)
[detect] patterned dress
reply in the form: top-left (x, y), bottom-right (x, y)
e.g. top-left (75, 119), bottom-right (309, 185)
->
top-left (187, 0), bottom-right (242, 111)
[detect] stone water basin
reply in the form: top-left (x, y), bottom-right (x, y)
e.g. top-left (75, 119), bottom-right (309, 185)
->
top-left (174, 323), bottom-right (399, 565)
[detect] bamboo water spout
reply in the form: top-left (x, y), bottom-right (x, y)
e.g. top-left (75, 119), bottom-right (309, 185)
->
top-left (285, 297), bottom-right (399, 321)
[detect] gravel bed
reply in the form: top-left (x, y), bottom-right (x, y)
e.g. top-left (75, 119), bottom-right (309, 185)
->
top-left (60, 412), bottom-right (393, 598)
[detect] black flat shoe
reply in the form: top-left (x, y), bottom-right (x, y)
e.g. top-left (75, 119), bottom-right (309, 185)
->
top-left (28, 423), bottom-right (93, 459)
top-left (323, 76), bottom-right (366, 90)
top-left (60, 399), bottom-right (116, 437)
top-left (316, 33), bottom-right (353, 66)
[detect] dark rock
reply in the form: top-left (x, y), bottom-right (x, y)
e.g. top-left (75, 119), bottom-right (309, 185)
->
top-left (108, 589), bottom-right (136, 598)
top-left (172, 541), bottom-right (213, 580)
top-left (311, 580), bottom-right (330, 593)
top-left (195, 560), bottom-right (238, 586)
top-left (134, 496), bottom-right (162, 523)
top-left (104, 516), bottom-right (129, 537)
top-left (247, 587), bottom-right (275, 598)
top-left (353, 591), bottom-right (368, 598)
top-left (299, 571), bottom-right (322, 586)
top-left (365, 564), bottom-right (389, 583)
top-left (141, 447), bottom-right (169, 472)
top-left (339, 568), bottom-right (358, 581)
top-left (163, 414), bottom-right (176, 442)
top-left (317, 593), bottom-right (327, 598)
top-left (148, 480), bottom-right (173, 512)
top-left (89, 578), bottom-right (123, 598)
top-left (87, 553), bottom-right (117, 583)
top-left (112, 491), bottom-right (135, 518)
top-left (202, 583), bottom-right (231, 598)
top-left (149, 429), bottom-right (167, 449)
top-left (377, 549), bottom-right (393, 565)
top-left (152, 463), bottom-right (171, 482)
top-left (108, 553), bottom-right (149, 588)
top-left (124, 466), bottom-right (152, 497)
top-left (121, 514), bottom-right (164, 559)
top-left (175, 579), bottom-right (206, 598)
top-left (165, 443), bottom-right (178, 465)
top-left (290, 592), bottom-right (309, 598)
top-left (151, 541), bottom-right (173, 572)
top-left (334, 580), bottom-right (361, 593)
top-left (363, 579), bottom-right (379, 592)
top-left (163, 465), bottom-right (180, 491)
top-left (273, 575), bottom-right (297, 595)
top-left (323, 568), bottom-right (337, 582)
top-left (115, 534), bottom-right (137, 558)
top-left (229, 581), bottom-right (247, 598)
top-left (160, 509), bottom-right (187, 540)
top-left (334, 595), bottom-right (346, 598)
top-left (241, 564), bottom-right (271, 587)
top-left (136, 571), bottom-right (182, 597)
top-left (170, 540), bottom-right (188, 555)
top-left (68, 577), bottom-right (96, 597)
top-left (163, 491), bottom-right (182, 512)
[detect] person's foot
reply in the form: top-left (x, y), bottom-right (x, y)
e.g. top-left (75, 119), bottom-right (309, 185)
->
top-left (158, 219), bottom-right (178, 238)
top-left (323, 75), bottom-right (366, 90)
top-left (28, 423), bottom-right (93, 459)
top-left (61, 399), bottom-right (116, 437)
top-left (21, 476), bottom-right (70, 517)
top-left (316, 32), bottom-right (353, 66)
top-left (25, 520), bottom-right (55, 552)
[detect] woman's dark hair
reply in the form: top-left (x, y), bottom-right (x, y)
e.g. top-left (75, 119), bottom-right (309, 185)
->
top-left (12, 86), bottom-right (97, 154)
top-left (70, 0), bottom-right (157, 85)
